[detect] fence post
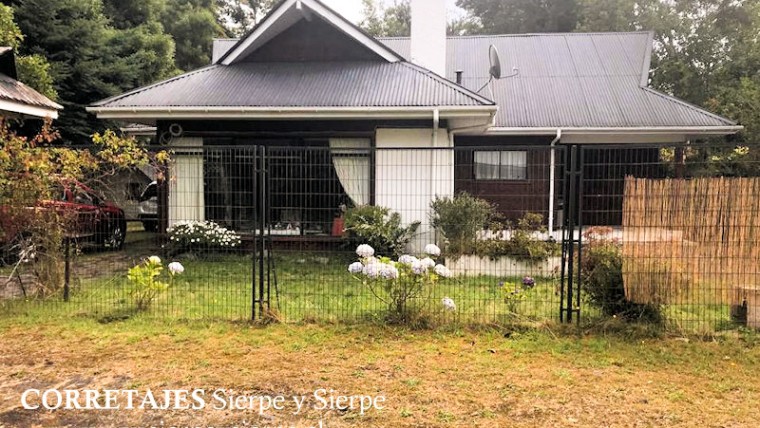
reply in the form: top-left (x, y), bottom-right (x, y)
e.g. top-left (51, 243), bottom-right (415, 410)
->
top-left (63, 236), bottom-right (70, 302)
top-left (251, 145), bottom-right (258, 321)
top-left (560, 145), bottom-right (582, 323)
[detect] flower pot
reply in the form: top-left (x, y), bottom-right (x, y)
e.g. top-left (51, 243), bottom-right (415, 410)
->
top-left (331, 217), bottom-right (345, 237)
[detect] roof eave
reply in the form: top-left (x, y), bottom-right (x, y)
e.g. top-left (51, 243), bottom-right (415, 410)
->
top-left (484, 126), bottom-right (744, 143)
top-left (487, 126), bottom-right (743, 135)
top-left (86, 105), bottom-right (497, 121)
top-left (0, 98), bottom-right (60, 119)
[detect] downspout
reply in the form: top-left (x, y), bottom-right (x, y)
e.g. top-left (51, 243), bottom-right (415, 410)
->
top-left (431, 108), bottom-right (440, 203)
top-left (548, 129), bottom-right (562, 236)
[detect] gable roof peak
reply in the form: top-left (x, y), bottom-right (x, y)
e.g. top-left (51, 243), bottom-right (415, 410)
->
top-left (217, 0), bottom-right (404, 65)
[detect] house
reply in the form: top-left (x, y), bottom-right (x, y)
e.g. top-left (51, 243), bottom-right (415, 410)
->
top-left (87, 0), bottom-right (741, 246)
top-left (0, 47), bottom-right (61, 120)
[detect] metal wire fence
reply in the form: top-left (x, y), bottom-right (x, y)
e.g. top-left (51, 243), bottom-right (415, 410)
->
top-left (1, 142), bottom-right (758, 333)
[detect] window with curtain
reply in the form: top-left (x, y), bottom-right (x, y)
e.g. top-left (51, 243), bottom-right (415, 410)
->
top-left (474, 151), bottom-right (527, 180)
top-left (329, 138), bottom-right (371, 206)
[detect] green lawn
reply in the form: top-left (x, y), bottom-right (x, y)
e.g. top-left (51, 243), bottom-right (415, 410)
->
top-left (1, 317), bottom-right (759, 427)
top-left (0, 227), bottom-right (743, 334)
top-left (1, 246), bottom-right (739, 334)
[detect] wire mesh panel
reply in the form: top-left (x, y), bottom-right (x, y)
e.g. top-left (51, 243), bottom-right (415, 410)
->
top-left (2, 141), bottom-right (758, 333)
top-left (581, 143), bottom-right (760, 333)
top-left (267, 145), bottom-right (563, 324)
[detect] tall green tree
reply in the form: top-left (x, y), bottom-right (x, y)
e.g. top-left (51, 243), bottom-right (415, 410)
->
top-left (10, 0), bottom-right (176, 143)
top-left (360, 0), bottom-right (473, 37)
top-left (216, 0), bottom-right (276, 36)
top-left (161, 0), bottom-right (226, 71)
top-left (456, 0), bottom-right (578, 34)
top-left (0, 4), bottom-right (57, 100)
top-left (360, 0), bottom-right (411, 37)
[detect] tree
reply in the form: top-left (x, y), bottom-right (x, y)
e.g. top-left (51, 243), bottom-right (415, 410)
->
top-left (161, 0), bottom-right (227, 71)
top-left (0, 122), bottom-right (166, 294)
top-left (360, 0), bottom-right (472, 37)
top-left (216, 0), bottom-right (276, 36)
top-left (0, 4), bottom-right (57, 100)
top-left (360, 0), bottom-right (411, 37)
top-left (455, 0), bottom-right (577, 34)
top-left (102, 0), bottom-right (164, 30)
top-left (10, 0), bottom-right (177, 143)
top-left (15, 55), bottom-right (57, 100)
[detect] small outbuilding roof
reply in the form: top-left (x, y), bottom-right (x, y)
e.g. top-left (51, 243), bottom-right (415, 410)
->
top-left (0, 48), bottom-right (62, 119)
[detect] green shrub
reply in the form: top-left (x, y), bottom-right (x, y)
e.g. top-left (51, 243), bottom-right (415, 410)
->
top-left (580, 227), bottom-right (661, 322)
top-left (343, 205), bottom-right (420, 257)
top-left (430, 193), bottom-right (493, 259)
top-left (474, 213), bottom-right (560, 263)
top-left (126, 256), bottom-right (183, 311)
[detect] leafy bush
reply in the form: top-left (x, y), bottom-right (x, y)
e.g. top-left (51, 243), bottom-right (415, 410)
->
top-left (580, 227), bottom-right (661, 322)
top-left (343, 205), bottom-right (420, 257)
top-left (166, 221), bottom-right (241, 255)
top-left (430, 193), bottom-right (493, 259)
top-left (501, 276), bottom-right (536, 316)
top-left (474, 213), bottom-right (560, 263)
top-left (126, 256), bottom-right (183, 311)
top-left (348, 243), bottom-right (453, 324)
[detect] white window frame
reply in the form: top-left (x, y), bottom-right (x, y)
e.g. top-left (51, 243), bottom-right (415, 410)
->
top-left (473, 150), bottom-right (528, 181)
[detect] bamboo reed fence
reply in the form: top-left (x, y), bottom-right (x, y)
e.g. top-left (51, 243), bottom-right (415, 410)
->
top-left (622, 177), bottom-right (760, 307)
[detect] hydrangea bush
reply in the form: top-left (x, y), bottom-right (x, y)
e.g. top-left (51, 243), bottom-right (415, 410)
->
top-left (348, 243), bottom-right (454, 323)
top-left (166, 221), bottom-right (241, 255)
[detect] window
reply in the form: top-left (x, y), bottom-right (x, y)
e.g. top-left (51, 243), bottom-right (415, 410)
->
top-left (474, 151), bottom-right (527, 180)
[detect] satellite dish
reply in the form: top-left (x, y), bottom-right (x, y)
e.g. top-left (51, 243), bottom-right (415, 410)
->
top-left (488, 45), bottom-right (502, 79)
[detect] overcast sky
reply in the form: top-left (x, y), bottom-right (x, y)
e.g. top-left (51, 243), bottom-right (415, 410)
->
top-left (320, 0), bottom-right (466, 24)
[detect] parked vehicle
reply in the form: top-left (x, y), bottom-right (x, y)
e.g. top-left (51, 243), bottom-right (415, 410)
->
top-left (138, 181), bottom-right (158, 232)
top-left (0, 182), bottom-right (127, 263)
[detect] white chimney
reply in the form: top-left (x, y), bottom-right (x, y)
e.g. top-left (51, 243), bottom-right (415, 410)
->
top-left (411, 0), bottom-right (447, 77)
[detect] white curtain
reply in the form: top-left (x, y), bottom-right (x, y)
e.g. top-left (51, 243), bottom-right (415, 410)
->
top-left (169, 138), bottom-right (205, 225)
top-left (330, 138), bottom-right (370, 206)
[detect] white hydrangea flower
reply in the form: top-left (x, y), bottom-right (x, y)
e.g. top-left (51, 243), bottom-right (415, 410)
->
top-left (424, 244), bottom-right (441, 257)
top-left (363, 263), bottom-right (381, 279)
top-left (364, 256), bottom-right (379, 265)
top-left (168, 261), bottom-right (185, 275)
top-left (348, 262), bottom-right (364, 274)
top-left (398, 254), bottom-right (418, 265)
top-left (442, 297), bottom-right (456, 311)
top-left (434, 264), bottom-right (452, 278)
top-left (356, 244), bottom-right (375, 258)
top-left (420, 257), bottom-right (436, 269)
top-left (379, 264), bottom-right (399, 280)
top-left (148, 255), bottom-right (161, 265)
top-left (411, 260), bottom-right (427, 275)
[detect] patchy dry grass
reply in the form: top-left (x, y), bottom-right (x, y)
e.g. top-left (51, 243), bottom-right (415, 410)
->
top-left (0, 316), bottom-right (759, 427)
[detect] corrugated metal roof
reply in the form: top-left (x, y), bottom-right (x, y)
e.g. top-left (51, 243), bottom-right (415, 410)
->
top-left (379, 33), bottom-right (735, 128)
top-left (0, 73), bottom-right (62, 111)
top-left (92, 61), bottom-right (494, 108)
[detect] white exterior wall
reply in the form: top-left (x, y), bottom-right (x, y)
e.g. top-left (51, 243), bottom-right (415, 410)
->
top-left (375, 128), bottom-right (453, 251)
top-left (169, 137), bottom-right (205, 226)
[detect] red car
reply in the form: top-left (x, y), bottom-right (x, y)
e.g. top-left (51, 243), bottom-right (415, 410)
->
top-left (0, 182), bottom-right (126, 262)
